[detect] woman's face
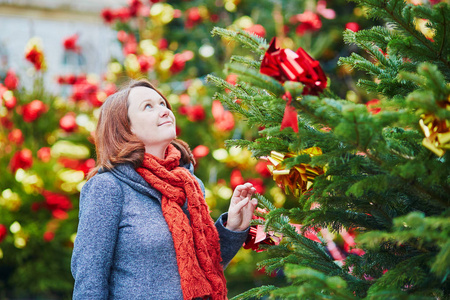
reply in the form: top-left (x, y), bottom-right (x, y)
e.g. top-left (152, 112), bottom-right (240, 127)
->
top-left (127, 86), bottom-right (176, 155)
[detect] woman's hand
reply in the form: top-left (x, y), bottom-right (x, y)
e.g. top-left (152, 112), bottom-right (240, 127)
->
top-left (226, 183), bottom-right (258, 232)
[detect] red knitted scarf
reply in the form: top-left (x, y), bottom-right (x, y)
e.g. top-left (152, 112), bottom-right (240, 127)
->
top-left (136, 144), bottom-right (227, 300)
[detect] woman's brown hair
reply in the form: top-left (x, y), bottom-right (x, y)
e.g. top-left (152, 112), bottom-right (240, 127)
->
top-left (87, 79), bottom-right (194, 179)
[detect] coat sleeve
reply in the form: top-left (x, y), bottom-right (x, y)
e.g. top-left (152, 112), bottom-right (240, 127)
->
top-left (71, 174), bottom-right (124, 299)
top-left (215, 213), bottom-right (249, 268)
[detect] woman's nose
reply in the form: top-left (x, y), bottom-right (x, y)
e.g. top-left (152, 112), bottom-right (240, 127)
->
top-left (159, 106), bottom-right (170, 117)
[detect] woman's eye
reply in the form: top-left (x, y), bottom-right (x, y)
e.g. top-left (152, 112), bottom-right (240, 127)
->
top-left (144, 104), bottom-right (152, 110)
top-left (160, 101), bottom-right (166, 107)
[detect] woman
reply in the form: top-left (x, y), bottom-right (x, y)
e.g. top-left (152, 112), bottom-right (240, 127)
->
top-left (71, 79), bottom-right (258, 299)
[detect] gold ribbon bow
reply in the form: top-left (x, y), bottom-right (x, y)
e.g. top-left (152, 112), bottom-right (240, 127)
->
top-left (266, 147), bottom-right (324, 197)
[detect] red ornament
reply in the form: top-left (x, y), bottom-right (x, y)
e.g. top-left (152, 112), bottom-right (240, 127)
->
top-left (187, 105), bottom-right (206, 122)
top-left (366, 99), bottom-right (381, 115)
top-left (63, 34), bottom-right (81, 52)
top-left (345, 22), bottom-right (360, 32)
top-left (0, 224), bottom-right (8, 243)
top-left (170, 51), bottom-right (194, 74)
top-left (226, 74), bottom-right (238, 85)
top-left (243, 208), bottom-right (282, 252)
top-left (103, 83), bottom-right (117, 96)
top-left (37, 147), bottom-right (52, 162)
top-left (138, 55), bottom-right (155, 73)
top-left (4, 95), bottom-right (17, 110)
top-left (0, 224), bottom-right (7, 243)
top-left (260, 37), bottom-right (327, 95)
top-left (255, 160), bottom-right (272, 178)
top-left (22, 99), bottom-right (47, 122)
top-left (290, 11), bottom-right (322, 36)
top-left (42, 190), bottom-right (72, 213)
top-left (192, 145), bottom-right (209, 159)
top-left (281, 99), bottom-right (299, 133)
top-left (230, 169), bottom-right (245, 189)
top-left (185, 7), bottom-right (202, 29)
top-left (8, 128), bottom-right (24, 145)
top-left (9, 149), bottom-right (33, 173)
top-left (244, 24), bottom-right (266, 38)
top-left (248, 178), bottom-right (265, 194)
top-left (43, 231), bottom-right (55, 242)
top-left (59, 112), bottom-right (78, 132)
top-left (4, 69), bottom-right (19, 90)
top-left (212, 100), bottom-right (235, 132)
top-left (158, 38), bottom-right (168, 50)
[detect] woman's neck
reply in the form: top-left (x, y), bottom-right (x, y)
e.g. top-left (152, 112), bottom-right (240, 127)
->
top-left (144, 145), bottom-right (168, 160)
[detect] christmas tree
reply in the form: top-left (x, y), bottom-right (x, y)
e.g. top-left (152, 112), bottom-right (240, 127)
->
top-left (208, 0), bottom-right (450, 298)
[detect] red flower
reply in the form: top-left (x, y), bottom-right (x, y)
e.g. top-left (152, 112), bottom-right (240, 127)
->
top-left (0, 224), bottom-right (7, 243)
top-left (37, 147), bottom-right (52, 162)
top-left (212, 100), bottom-right (235, 132)
top-left (63, 34), bottom-right (81, 52)
top-left (244, 24), bottom-right (266, 38)
top-left (43, 231), bottom-right (55, 242)
top-left (117, 30), bottom-right (128, 43)
top-left (116, 7), bottom-right (131, 22)
top-left (260, 37), bottom-right (327, 95)
top-left (22, 99), bottom-right (47, 122)
top-left (192, 145), bottom-right (209, 159)
top-left (101, 8), bottom-right (117, 23)
top-left (72, 80), bottom-right (98, 104)
top-left (59, 112), bottom-right (78, 132)
top-left (128, 0), bottom-right (143, 17)
top-left (345, 22), bottom-right (360, 32)
top-left (25, 48), bottom-right (44, 70)
top-left (366, 99), bottom-right (381, 115)
top-left (187, 105), bottom-right (206, 122)
top-left (255, 160), bottom-right (272, 178)
top-left (290, 11), bottom-right (322, 36)
top-left (9, 149), bottom-right (33, 173)
top-left (8, 128), bottom-right (24, 145)
top-left (230, 169), bottom-right (245, 189)
top-left (4, 69), bottom-right (19, 90)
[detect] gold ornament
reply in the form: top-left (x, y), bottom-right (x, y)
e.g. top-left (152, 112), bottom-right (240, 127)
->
top-left (266, 147), bottom-right (324, 197)
top-left (419, 115), bottom-right (450, 157)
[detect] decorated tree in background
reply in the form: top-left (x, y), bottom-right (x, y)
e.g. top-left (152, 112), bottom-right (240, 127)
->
top-left (208, 0), bottom-right (449, 298)
top-left (1, 0), bottom-right (381, 297)
top-left (0, 36), bottom-right (115, 298)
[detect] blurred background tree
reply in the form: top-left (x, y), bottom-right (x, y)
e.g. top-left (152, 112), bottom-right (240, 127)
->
top-left (0, 0), bottom-right (381, 298)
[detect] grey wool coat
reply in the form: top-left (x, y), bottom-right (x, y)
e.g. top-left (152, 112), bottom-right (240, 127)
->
top-left (71, 163), bottom-right (249, 299)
